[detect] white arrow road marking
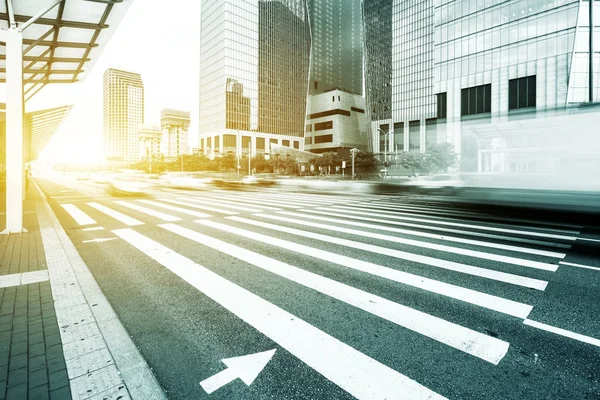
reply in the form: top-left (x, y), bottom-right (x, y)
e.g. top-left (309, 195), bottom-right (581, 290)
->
top-left (113, 228), bottom-right (447, 400)
top-left (161, 223), bottom-right (510, 364)
top-left (82, 238), bottom-right (117, 244)
top-left (196, 220), bottom-right (533, 319)
top-left (200, 349), bottom-right (276, 394)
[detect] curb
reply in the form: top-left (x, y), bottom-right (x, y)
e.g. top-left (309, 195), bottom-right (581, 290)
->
top-left (33, 180), bottom-right (167, 400)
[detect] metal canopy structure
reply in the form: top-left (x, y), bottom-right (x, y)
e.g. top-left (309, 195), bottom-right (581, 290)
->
top-left (0, 0), bottom-right (133, 103)
top-left (0, 0), bottom-right (134, 233)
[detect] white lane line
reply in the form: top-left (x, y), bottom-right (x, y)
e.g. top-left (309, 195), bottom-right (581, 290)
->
top-left (114, 201), bottom-right (182, 222)
top-left (137, 199), bottom-right (211, 218)
top-left (161, 223), bottom-right (509, 364)
top-left (196, 220), bottom-right (533, 319)
top-left (578, 237), bottom-right (600, 243)
top-left (82, 227), bottom-right (104, 231)
top-left (157, 198), bottom-right (239, 215)
top-left (278, 211), bottom-right (566, 259)
top-left (87, 202), bottom-right (144, 226)
top-left (61, 204), bottom-right (97, 226)
top-left (363, 202), bottom-right (584, 232)
top-left (559, 261), bottom-right (600, 272)
top-left (113, 228), bottom-right (446, 400)
top-left (0, 270), bottom-right (49, 288)
top-left (249, 214), bottom-right (556, 281)
top-left (325, 206), bottom-right (578, 241)
top-left (179, 197), bottom-right (278, 212)
top-left (523, 319), bottom-right (600, 348)
top-left (245, 193), bottom-right (346, 205)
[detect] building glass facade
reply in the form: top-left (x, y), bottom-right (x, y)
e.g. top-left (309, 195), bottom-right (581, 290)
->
top-left (102, 68), bottom-right (144, 164)
top-left (199, 0), bottom-right (311, 156)
top-left (363, 0), bottom-right (600, 175)
top-left (308, 0), bottom-right (363, 95)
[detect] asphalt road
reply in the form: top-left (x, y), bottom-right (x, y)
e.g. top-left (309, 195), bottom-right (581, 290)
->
top-left (35, 176), bottom-right (600, 400)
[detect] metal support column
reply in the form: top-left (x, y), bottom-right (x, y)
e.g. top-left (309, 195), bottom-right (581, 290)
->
top-left (3, 27), bottom-right (25, 234)
top-left (590, 0), bottom-right (595, 103)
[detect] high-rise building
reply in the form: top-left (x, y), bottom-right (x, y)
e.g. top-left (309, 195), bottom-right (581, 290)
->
top-left (199, 0), bottom-right (311, 158)
top-left (363, 0), bottom-right (600, 177)
top-left (103, 68), bottom-right (144, 164)
top-left (307, 0), bottom-right (363, 96)
top-left (304, 0), bottom-right (367, 153)
top-left (138, 124), bottom-right (162, 162)
top-left (160, 109), bottom-right (190, 160)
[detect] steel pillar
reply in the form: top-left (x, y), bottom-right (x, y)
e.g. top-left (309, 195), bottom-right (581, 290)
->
top-left (3, 27), bottom-right (25, 234)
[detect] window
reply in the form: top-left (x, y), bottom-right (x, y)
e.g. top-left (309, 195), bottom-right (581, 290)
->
top-left (293, 141), bottom-right (300, 149)
top-left (306, 124), bottom-right (312, 132)
top-left (409, 121), bottom-right (420, 151)
top-left (314, 121), bottom-right (333, 131)
top-left (305, 137), bottom-right (312, 145)
top-left (509, 75), bottom-right (536, 110)
top-left (436, 93), bottom-right (447, 119)
top-left (461, 84), bottom-right (491, 116)
top-left (393, 122), bottom-right (404, 151)
top-left (282, 140), bottom-right (290, 147)
top-left (314, 134), bottom-right (333, 144)
top-left (256, 137), bottom-right (265, 150)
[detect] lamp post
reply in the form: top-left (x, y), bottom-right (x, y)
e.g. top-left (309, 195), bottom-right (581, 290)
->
top-left (248, 141), bottom-right (251, 176)
top-left (377, 128), bottom-right (390, 178)
top-left (350, 148), bottom-right (359, 179)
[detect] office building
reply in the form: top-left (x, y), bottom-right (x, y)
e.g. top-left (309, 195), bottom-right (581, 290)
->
top-left (363, 0), bottom-right (600, 175)
top-left (304, 0), bottom-right (367, 154)
top-left (198, 0), bottom-right (311, 158)
top-left (308, 0), bottom-right (363, 95)
top-left (138, 124), bottom-right (162, 161)
top-left (304, 89), bottom-right (368, 153)
top-left (0, 104), bottom-right (72, 168)
top-left (103, 68), bottom-right (144, 164)
top-left (160, 109), bottom-right (190, 160)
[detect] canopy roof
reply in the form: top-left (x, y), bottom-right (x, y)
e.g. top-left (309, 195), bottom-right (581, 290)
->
top-left (0, 0), bottom-right (133, 102)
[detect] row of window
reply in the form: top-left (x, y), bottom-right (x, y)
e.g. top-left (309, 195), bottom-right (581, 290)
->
top-left (200, 136), bottom-right (300, 151)
top-left (436, 75), bottom-right (537, 118)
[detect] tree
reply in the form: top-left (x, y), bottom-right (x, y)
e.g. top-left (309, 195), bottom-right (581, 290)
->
top-left (354, 151), bottom-right (378, 170)
top-left (398, 151), bottom-right (429, 177)
top-left (425, 143), bottom-right (458, 173)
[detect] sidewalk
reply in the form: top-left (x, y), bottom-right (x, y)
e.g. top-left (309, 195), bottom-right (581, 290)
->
top-left (0, 183), bottom-right (165, 400)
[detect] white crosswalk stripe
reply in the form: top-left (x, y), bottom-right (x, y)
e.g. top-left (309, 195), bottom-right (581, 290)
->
top-left (178, 196), bottom-right (279, 212)
top-left (137, 199), bottom-right (212, 218)
top-left (61, 204), bottom-right (97, 226)
top-left (157, 198), bottom-right (239, 215)
top-left (160, 223), bottom-right (510, 364)
top-left (196, 219), bottom-right (534, 318)
top-left (230, 216), bottom-right (550, 288)
top-left (114, 201), bottom-right (182, 222)
top-left (330, 205), bottom-right (579, 240)
top-left (87, 202), bottom-right (144, 226)
top-left (114, 227), bottom-right (447, 400)
top-left (276, 210), bottom-right (567, 258)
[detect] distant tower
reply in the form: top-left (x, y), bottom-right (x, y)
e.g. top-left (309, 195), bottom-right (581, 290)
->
top-left (160, 109), bottom-right (190, 160)
top-left (102, 68), bottom-right (144, 164)
top-left (138, 124), bottom-right (162, 162)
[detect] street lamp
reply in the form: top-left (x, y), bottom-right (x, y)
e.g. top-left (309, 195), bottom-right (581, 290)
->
top-left (350, 148), bottom-right (360, 179)
top-left (377, 128), bottom-right (390, 178)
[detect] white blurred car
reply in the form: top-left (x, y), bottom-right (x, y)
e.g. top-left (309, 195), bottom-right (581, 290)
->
top-left (401, 174), bottom-right (465, 194)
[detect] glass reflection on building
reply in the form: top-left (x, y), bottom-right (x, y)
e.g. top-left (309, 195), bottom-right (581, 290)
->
top-left (199, 0), bottom-right (310, 157)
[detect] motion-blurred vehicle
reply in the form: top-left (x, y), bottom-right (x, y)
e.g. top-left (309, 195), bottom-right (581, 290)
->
top-left (106, 174), bottom-right (152, 196)
top-left (241, 174), bottom-right (278, 187)
top-left (400, 174), bottom-right (465, 195)
top-left (159, 172), bottom-right (214, 190)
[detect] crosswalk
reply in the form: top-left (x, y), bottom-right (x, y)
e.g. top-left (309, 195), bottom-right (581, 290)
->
top-left (55, 189), bottom-right (600, 399)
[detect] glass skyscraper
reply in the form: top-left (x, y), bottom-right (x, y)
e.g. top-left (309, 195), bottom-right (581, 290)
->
top-left (308, 0), bottom-right (363, 95)
top-left (363, 0), bottom-right (600, 174)
top-left (199, 0), bottom-right (311, 156)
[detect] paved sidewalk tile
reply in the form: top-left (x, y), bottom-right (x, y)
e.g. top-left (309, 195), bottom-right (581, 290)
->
top-left (1, 189), bottom-right (71, 400)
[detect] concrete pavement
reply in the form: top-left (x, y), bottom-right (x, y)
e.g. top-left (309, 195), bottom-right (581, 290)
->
top-left (33, 176), bottom-right (600, 399)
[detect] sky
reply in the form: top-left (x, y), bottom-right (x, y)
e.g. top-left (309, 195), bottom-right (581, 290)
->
top-left (29, 0), bottom-right (200, 163)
